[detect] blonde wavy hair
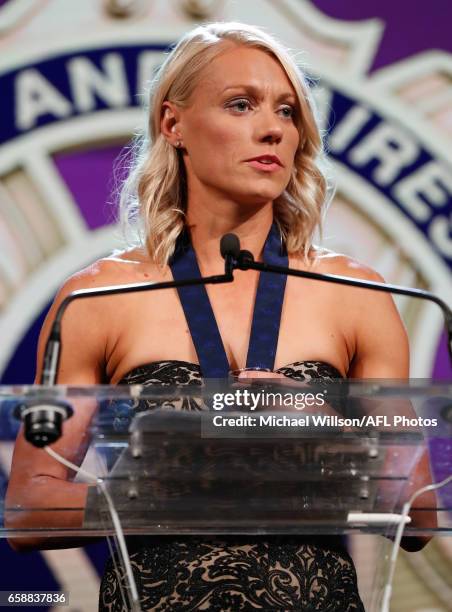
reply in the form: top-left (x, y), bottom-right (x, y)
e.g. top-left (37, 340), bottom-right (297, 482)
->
top-left (119, 21), bottom-right (331, 265)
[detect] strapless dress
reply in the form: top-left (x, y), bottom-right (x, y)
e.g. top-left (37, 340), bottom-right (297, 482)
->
top-left (98, 360), bottom-right (364, 612)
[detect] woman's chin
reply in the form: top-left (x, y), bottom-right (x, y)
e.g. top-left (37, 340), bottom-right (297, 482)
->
top-left (231, 187), bottom-right (284, 207)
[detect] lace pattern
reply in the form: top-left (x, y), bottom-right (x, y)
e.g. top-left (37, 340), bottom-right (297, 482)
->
top-left (100, 536), bottom-right (364, 611)
top-left (99, 360), bottom-right (364, 611)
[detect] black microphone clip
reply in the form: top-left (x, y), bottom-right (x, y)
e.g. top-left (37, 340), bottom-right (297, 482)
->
top-left (236, 249), bottom-right (254, 269)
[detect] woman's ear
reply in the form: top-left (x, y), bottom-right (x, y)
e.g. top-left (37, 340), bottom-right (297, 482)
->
top-left (161, 101), bottom-right (183, 148)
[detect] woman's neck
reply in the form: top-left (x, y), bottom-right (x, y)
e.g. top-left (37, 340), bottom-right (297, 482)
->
top-left (186, 199), bottom-right (274, 272)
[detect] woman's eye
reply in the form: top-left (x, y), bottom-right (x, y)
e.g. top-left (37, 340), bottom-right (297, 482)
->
top-left (227, 100), bottom-right (295, 118)
top-left (279, 105), bottom-right (295, 118)
top-left (228, 99), bottom-right (251, 112)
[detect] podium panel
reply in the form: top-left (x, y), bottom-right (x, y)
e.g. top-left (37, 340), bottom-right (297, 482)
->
top-left (1, 379), bottom-right (450, 611)
top-left (1, 379), bottom-right (450, 539)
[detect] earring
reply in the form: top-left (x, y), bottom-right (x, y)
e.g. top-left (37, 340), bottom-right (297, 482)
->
top-left (175, 140), bottom-right (182, 148)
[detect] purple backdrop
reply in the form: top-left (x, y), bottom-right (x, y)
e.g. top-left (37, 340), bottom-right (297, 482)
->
top-left (312, 0), bottom-right (452, 70)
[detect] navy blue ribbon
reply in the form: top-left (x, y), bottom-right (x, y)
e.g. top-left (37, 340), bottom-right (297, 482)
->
top-left (170, 223), bottom-right (288, 377)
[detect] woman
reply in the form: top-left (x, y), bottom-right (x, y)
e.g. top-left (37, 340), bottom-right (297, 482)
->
top-left (6, 22), bottom-right (434, 611)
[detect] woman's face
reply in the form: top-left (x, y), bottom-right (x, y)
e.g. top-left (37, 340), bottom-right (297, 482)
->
top-left (167, 45), bottom-right (300, 207)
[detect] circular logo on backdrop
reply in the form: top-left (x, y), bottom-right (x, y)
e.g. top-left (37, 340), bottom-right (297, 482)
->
top-left (0, 2), bottom-right (450, 608)
top-left (0, 1), bottom-right (450, 382)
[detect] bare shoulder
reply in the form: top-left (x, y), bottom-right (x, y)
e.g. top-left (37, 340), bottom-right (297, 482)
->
top-left (306, 246), bottom-right (384, 283)
top-left (306, 247), bottom-right (397, 318)
top-left (57, 247), bottom-right (168, 297)
top-left (305, 248), bottom-right (409, 376)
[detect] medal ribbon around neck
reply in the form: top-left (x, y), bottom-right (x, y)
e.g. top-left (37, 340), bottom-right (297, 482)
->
top-left (170, 222), bottom-right (288, 377)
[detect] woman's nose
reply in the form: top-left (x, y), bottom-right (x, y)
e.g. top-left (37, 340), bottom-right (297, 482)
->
top-left (261, 128), bottom-right (282, 144)
top-left (255, 108), bottom-right (283, 144)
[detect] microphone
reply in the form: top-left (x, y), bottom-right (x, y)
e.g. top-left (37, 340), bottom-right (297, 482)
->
top-left (220, 234), bottom-right (452, 364)
top-left (14, 399), bottom-right (73, 448)
top-left (17, 241), bottom-right (238, 447)
top-left (220, 233), bottom-right (240, 260)
top-left (220, 233), bottom-right (241, 276)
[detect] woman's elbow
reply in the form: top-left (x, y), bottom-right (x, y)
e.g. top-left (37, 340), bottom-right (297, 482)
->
top-left (4, 503), bottom-right (41, 551)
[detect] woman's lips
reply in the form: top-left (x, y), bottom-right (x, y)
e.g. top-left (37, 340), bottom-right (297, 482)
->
top-left (246, 160), bottom-right (282, 172)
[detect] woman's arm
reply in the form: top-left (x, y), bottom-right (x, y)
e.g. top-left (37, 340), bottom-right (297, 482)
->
top-left (5, 265), bottom-right (109, 550)
top-left (346, 265), bottom-right (437, 551)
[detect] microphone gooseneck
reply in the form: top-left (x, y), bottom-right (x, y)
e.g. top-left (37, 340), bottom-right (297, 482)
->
top-left (232, 251), bottom-right (452, 365)
top-left (19, 237), bottom-right (237, 447)
top-left (21, 229), bottom-right (452, 449)
top-left (42, 245), bottom-right (236, 387)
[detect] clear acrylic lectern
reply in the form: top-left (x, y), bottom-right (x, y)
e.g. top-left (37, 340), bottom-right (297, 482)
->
top-left (1, 379), bottom-right (451, 611)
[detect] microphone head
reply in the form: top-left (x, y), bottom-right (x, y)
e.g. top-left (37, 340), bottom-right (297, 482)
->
top-left (220, 233), bottom-right (241, 260)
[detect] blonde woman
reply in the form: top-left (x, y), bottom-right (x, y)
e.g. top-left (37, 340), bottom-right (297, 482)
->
top-left (7, 22), bottom-right (433, 611)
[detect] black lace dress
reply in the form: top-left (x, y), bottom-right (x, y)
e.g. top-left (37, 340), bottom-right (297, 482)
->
top-left (98, 360), bottom-right (365, 612)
